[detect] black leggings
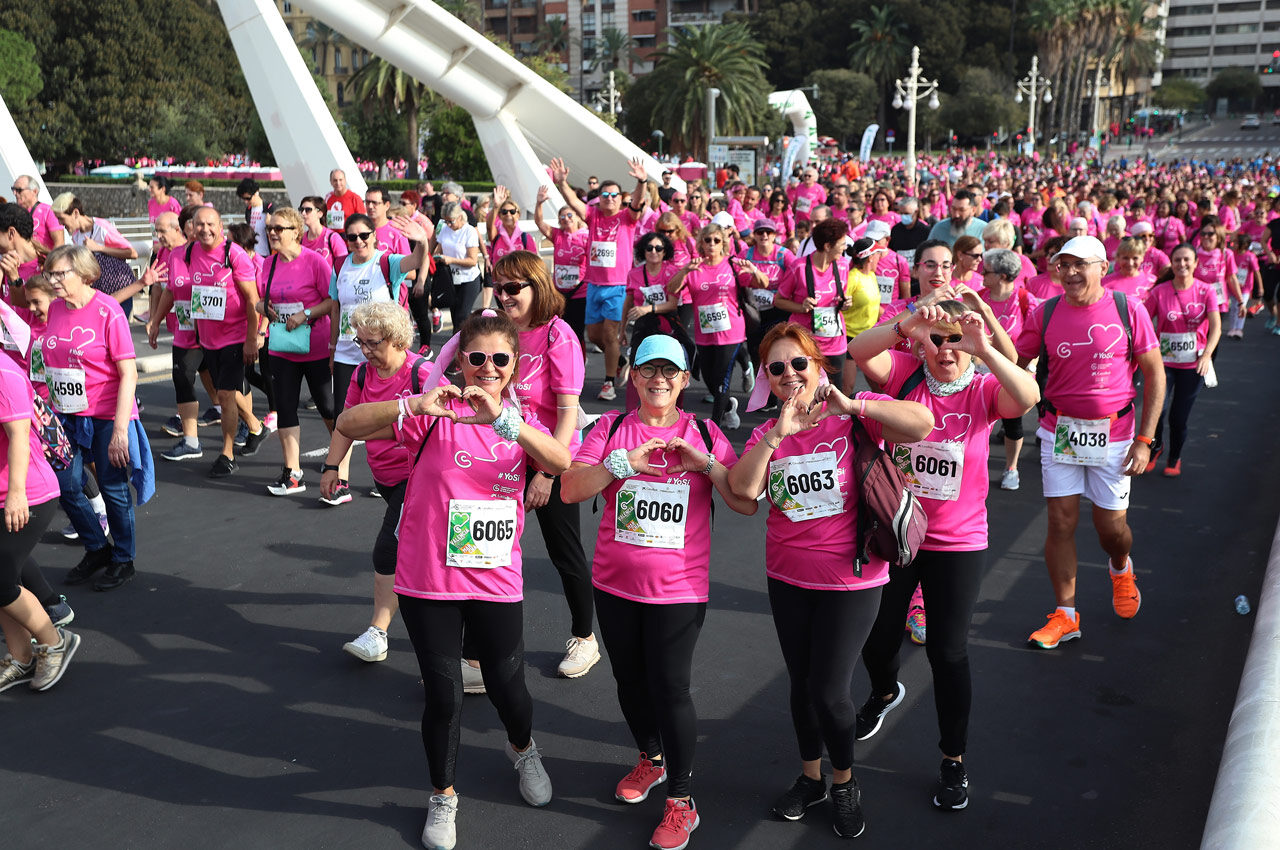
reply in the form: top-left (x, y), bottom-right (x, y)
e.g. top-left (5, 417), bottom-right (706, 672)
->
top-left (22, 558), bottom-right (59, 608)
top-left (530, 469), bottom-right (593, 639)
top-left (563, 298), bottom-right (587, 345)
top-left (1152, 366), bottom-right (1203, 464)
top-left (450, 278), bottom-right (484, 335)
top-left (767, 578), bottom-right (882, 771)
top-left (595, 590), bottom-right (705, 797)
top-left (696, 342), bottom-right (741, 427)
top-left (1, 500), bottom-right (57, 607)
top-left (407, 287), bottom-right (433, 349)
top-left (398, 594), bottom-right (533, 791)
top-left (171, 344), bottom-right (205, 405)
top-left (244, 348), bottom-right (276, 411)
top-left (1002, 415), bottom-right (1024, 441)
top-left (269, 355), bottom-right (335, 428)
top-left (333, 361), bottom-right (359, 417)
top-left (371, 478), bottom-right (407, 576)
top-left (861, 548), bottom-right (985, 758)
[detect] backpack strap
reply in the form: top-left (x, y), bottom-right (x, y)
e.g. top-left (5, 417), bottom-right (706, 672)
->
top-left (410, 415), bottom-right (442, 469)
top-left (380, 252), bottom-right (394, 300)
top-left (896, 366), bottom-right (926, 400)
top-left (1034, 295), bottom-right (1061, 413)
top-left (1112, 290), bottom-right (1133, 359)
top-left (805, 256), bottom-right (816, 301)
top-left (354, 361), bottom-right (368, 391)
top-left (409, 354), bottom-right (427, 394)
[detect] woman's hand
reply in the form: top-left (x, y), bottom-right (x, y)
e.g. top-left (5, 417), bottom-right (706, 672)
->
top-left (665, 436), bottom-right (712, 474)
top-left (900, 304), bottom-right (952, 357)
top-left (773, 385), bottom-right (816, 440)
top-left (626, 304), bottom-right (653, 323)
top-left (684, 257), bottom-right (703, 274)
top-left (549, 157), bottom-right (570, 185)
top-left (83, 237), bottom-right (105, 254)
top-left (524, 473), bottom-right (553, 510)
top-left (493, 185), bottom-right (510, 207)
top-left (4, 490), bottom-right (29, 533)
top-left (536, 185), bottom-right (551, 207)
top-left (108, 428), bottom-right (131, 469)
top-left (626, 437), bottom-right (669, 475)
top-left (455, 386), bottom-right (504, 425)
top-left (805, 384), bottom-right (857, 426)
top-left (947, 310), bottom-right (992, 357)
top-left (391, 214), bottom-right (431, 244)
top-left (412, 385), bottom-right (464, 419)
top-left (1196, 352), bottom-right (1212, 376)
top-left (320, 469), bottom-right (341, 499)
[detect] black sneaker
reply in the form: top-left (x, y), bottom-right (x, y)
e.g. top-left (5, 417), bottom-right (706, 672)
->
top-left (94, 561), bottom-right (136, 592)
top-left (855, 681), bottom-right (906, 741)
top-left (209, 454), bottom-right (238, 478)
top-left (830, 778), bottom-right (865, 838)
top-left (771, 774), bottom-right (828, 821)
top-left (161, 414), bottom-right (183, 437)
top-left (238, 428), bottom-right (267, 457)
top-left (932, 758), bottom-right (969, 811)
top-left (200, 407), bottom-right (222, 426)
top-left (44, 595), bottom-right (74, 627)
top-left (64, 547), bottom-right (111, 586)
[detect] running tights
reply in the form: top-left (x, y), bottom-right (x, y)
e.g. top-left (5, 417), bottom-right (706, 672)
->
top-left (1152, 366), bottom-right (1203, 464)
top-left (530, 471), bottom-right (593, 639)
top-left (696, 342), bottom-right (740, 427)
top-left (0, 501), bottom-right (57, 607)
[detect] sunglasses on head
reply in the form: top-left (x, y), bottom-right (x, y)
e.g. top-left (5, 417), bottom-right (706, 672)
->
top-left (929, 333), bottom-right (963, 347)
top-left (494, 281), bottom-right (532, 297)
top-left (462, 350), bottom-right (513, 368)
top-left (766, 357), bottom-right (810, 376)
top-left (345, 231), bottom-right (374, 243)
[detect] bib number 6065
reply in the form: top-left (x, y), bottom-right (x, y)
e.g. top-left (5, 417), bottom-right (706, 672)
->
top-left (472, 519), bottom-right (514, 541)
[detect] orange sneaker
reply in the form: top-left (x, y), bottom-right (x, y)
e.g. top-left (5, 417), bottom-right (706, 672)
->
top-left (1028, 610), bottom-right (1081, 649)
top-left (1111, 560), bottom-right (1142, 619)
top-left (1163, 460), bottom-right (1182, 477)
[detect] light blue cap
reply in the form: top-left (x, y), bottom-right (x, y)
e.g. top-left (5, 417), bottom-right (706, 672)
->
top-left (633, 335), bottom-right (688, 371)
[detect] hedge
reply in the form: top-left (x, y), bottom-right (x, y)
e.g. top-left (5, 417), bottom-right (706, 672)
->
top-left (57, 175), bottom-right (497, 194)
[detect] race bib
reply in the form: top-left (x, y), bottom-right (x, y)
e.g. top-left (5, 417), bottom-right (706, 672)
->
top-left (1053, 415), bottom-right (1109, 466)
top-left (1160, 331), bottom-right (1197, 364)
top-left (274, 301), bottom-right (304, 321)
top-left (28, 345), bottom-right (46, 385)
top-left (191, 284), bottom-right (227, 321)
top-left (697, 301), bottom-right (732, 334)
top-left (767, 451), bottom-right (842, 521)
top-left (174, 300), bottom-right (195, 332)
top-left (876, 275), bottom-right (896, 305)
top-left (46, 365), bottom-right (88, 414)
top-left (326, 205), bottom-right (345, 230)
top-left (590, 240), bottom-right (617, 268)
top-left (0, 324), bottom-right (16, 352)
top-left (1212, 280), bottom-right (1225, 305)
top-left (795, 196), bottom-right (813, 214)
top-left (615, 479), bottom-right (689, 549)
top-left (811, 305), bottom-right (841, 338)
top-left (553, 264), bottom-right (580, 291)
top-left (639, 284), bottom-right (667, 306)
top-left (896, 249), bottom-right (916, 266)
top-left (338, 306), bottom-right (356, 340)
top-left (748, 287), bottom-right (776, 309)
top-left (894, 440), bottom-right (964, 502)
top-left (1235, 269), bottom-right (1248, 287)
top-left (446, 499), bottom-right (517, 568)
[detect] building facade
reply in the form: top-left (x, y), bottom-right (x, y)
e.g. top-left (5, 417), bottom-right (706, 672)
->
top-left (1159, 0), bottom-right (1280, 92)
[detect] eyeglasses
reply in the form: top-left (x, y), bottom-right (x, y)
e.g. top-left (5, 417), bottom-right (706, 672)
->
top-left (46, 269), bottom-right (73, 283)
top-left (929, 333), bottom-right (963, 347)
top-left (345, 231), bottom-right (374, 243)
top-left (919, 261), bottom-right (954, 271)
top-left (702, 237), bottom-right (722, 244)
top-left (644, 244), bottom-right (665, 253)
top-left (656, 228), bottom-right (676, 236)
top-left (462, 350), bottom-right (513, 368)
top-left (11, 185), bottom-right (28, 193)
top-left (353, 336), bottom-right (385, 350)
top-left (1055, 260), bottom-right (1102, 275)
top-left (499, 208), bottom-right (518, 216)
top-left (299, 206), bottom-right (317, 214)
top-left (599, 191), bottom-right (620, 199)
top-left (365, 199), bottom-right (387, 206)
top-left (494, 281), bottom-right (532, 297)
top-left (767, 357), bottom-right (810, 376)
top-left (266, 225), bottom-right (297, 235)
top-left (963, 252), bottom-right (982, 260)
top-left (636, 363), bottom-right (681, 379)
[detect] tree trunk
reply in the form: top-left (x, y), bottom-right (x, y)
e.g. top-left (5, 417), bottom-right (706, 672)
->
top-left (407, 99), bottom-right (420, 180)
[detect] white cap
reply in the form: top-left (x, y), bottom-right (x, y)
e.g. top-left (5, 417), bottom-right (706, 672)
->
top-left (1051, 235), bottom-right (1108, 263)
top-left (710, 211), bottom-right (735, 229)
top-left (864, 219), bottom-right (892, 241)
top-left (1129, 221), bottom-right (1154, 236)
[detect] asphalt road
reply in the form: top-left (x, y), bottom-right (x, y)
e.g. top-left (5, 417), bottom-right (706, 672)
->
top-left (5, 316), bottom-right (1276, 850)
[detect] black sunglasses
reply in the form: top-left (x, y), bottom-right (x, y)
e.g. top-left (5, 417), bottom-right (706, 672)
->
top-left (499, 208), bottom-right (518, 216)
top-left (929, 333), bottom-right (963, 347)
top-left (463, 351), bottom-right (512, 368)
top-left (494, 281), bottom-right (532, 297)
top-left (767, 357), bottom-right (810, 376)
top-left (345, 231), bottom-right (374, 243)
top-left (644, 243), bottom-right (665, 253)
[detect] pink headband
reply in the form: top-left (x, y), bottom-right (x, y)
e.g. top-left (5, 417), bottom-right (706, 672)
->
top-left (746, 357), bottom-right (830, 412)
top-left (420, 309), bottom-right (520, 407)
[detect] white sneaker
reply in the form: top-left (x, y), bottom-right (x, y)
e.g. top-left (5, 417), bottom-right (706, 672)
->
top-left (507, 737), bottom-right (553, 807)
top-left (722, 397), bottom-right (741, 431)
top-left (461, 660), bottom-right (485, 694)
top-left (557, 635), bottom-right (601, 678)
top-left (343, 626), bottom-right (388, 662)
top-left (421, 793), bottom-right (458, 850)
top-left (702, 393), bottom-right (715, 404)
top-left (598, 382), bottom-right (617, 401)
top-left (742, 365), bottom-right (755, 393)
top-left (1000, 469), bottom-right (1020, 491)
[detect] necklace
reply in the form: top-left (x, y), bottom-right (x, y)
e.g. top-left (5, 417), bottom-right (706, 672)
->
top-left (925, 362), bottom-right (976, 397)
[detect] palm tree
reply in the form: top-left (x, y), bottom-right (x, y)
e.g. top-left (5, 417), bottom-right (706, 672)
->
top-left (1027, 0), bottom-right (1073, 144)
top-left (593, 27), bottom-right (637, 74)
top-left (1108, 0), bottom-right (1162, 126)
top-left (849, 4), bottom-right (909, 127)
top-left (346, 58), bottom-right (434, 179)
top-left (646, 22), bottom-right (771, 157)
top-left (436, 0), bottom-right (483, 29)
top-left (535, 17), bottom-right (572, 58)
top-left (301, 21), bottom-right (341, 77)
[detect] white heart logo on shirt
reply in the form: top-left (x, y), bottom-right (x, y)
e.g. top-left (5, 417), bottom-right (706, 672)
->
top-left (518, 353), bottom-right (545, 384)
top-left (937, 412), bottom-right (973, 438)
top-left (1056, 322), bottom-right (1124, 358)
top-left (68, 326), bottom-right (98, 353)
top-left (813, 435), bottom-right (849, 466)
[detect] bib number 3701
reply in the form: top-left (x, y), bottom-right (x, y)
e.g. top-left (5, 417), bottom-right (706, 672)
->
top-left (446, 499), bottom-right (517, 568)
top-left (1053, 415), bottom-right (1109, 466)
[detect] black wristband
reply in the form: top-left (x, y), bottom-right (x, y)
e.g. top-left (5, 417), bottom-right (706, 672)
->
top-left (322, 463), bottom-right (341, 473)
top-left (537, 471), bottom-right (558, 480)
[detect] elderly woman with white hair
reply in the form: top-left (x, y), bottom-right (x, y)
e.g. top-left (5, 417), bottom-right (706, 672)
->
top-left (981, 218), bottom-right (1035, 288)
top-left (978, 249), bottom-right (1037, 491)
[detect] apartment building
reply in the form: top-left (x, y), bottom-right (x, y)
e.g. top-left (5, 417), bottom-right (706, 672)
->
top-left (1160, 0), bottom-right (1280, 90)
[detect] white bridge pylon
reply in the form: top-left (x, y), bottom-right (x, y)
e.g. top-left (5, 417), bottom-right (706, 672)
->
top-left (0, 95), bottom-right (52, 206)
top-left (293, 0), bottom-right (684, 217)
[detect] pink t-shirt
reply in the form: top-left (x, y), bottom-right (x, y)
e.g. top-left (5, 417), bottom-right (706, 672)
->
top-left (1233, 249), bottom-right (1260, 295)
top-left (1015, 290), bottom-right (1159, 440)
top-left (585, 207), bottom-right (642, 286)
top-left (0, 355), bottom-right (59, 508)
top-left (627, 263), bottom-right (677, 311)
top-left (763, 210), bottom-right (795, 241)
top-left (392, 398), bottom-right (552, 602)
top-left (787, 184), bottom-right (827, 221)
top-left (880, 351), bottom-right (1003, 551)
top-left (981, 287), bottom-right (1037, 341)
top-left (302, 228), bottom-right (348, 267)
top-left (1143, 281), bottom-right (1219, 370)
top-left (1220, 205), bottom-right (1240, 233)
top-left (744, 403), bottom-right (891, 591)
top-left (41, 290), bottom-right (138, 420)
top-left (1102, 271), bottom-right (1156, 303)
top-left (374, 222), bottom-right (410, 257)
top-left (1140, 247), bottom-right (1170, 279)
top-left (163, 244), bottom-right (200, 349)
top-left (1194, 247), bottom-right (1237, 311)
top-left (681, 259), bottom-right (750, 346)
top-left (1024, 272), bottom-right (1063, 301)
top-left (874, 251), bottom-right (912, 303)
top-left (189, 240), bottom-right (258, 351)
top-left (577, 410), bottom-right (739, 603)
top-left (679, 211), bottom-right (704, 238)
top-left (514, 317), bottom-right (584, 450)
top-left (777, 257), bottom-right (851, 357)
top-left (29, 202), bottom-right (64, 250)
top-left (344, 355), bottom-right (436, 485)
top-left (256, 248), bottom-right (333, 363)
top-left (147, 196), bottom-right (183, 223)
top-left (1153, 217), bottom-right (1187, 255)
top-left (489, 225), bottom-right (534, 264)
top-left (550, 228), bottom-right (589, 299)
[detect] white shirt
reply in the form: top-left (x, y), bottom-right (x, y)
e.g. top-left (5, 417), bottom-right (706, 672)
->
top-left (436, 223), bottom-right (480, 284)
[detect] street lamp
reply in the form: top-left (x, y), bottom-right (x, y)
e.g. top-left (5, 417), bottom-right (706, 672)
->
top-left (892, 46), bottom-right (940, 186)
top-left (1014, 55), bottom-right (1052, 155)
top-left (652, 129), bottom-right (665, 158)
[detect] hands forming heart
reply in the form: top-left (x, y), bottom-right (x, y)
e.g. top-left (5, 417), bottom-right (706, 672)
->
top-left (625, 436), bottom-right (713, 476)
top-left (415, 385), bottom-right (505, 425)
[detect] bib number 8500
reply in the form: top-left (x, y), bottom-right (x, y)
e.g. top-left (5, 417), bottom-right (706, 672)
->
top-left (635, 500), bottom-right (685, 524)
top-left (914, 455), bottom-right (959, 477)
top-left (787, 470), bottom-right (836, 494)
top-left (472, 519), bottom-right (515, 541)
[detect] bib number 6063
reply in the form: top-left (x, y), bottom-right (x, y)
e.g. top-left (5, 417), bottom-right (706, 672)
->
top-left (787, 469), bottom-right (835, 494)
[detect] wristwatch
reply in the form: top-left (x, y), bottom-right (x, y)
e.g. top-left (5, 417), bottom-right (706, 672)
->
top-left (304, 308), bottom-right (313, 319)
top-left (537, 471), bottom-right (558, 480)
top-left (322, 463), bottom-right (340, 473)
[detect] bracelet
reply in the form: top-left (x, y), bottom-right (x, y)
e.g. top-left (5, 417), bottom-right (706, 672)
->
top-left (492, 405), bottom-right (523, 441)
top-left (605, 448), bottom-right (638, 480)
top-left (858, 398), bottom-right (867, 418)
top-left (537, 470), bottom-right (558, 480)
top-left (322, 463), bottom-right (341, 473)
top-left (1133, 435), bottom-right (1153, 446)
top-left (701, 455), bottom-right (715, 476)
top-left (397, 396), bottom-right (412, 431)
top-left (893, 321), bottom-right (908, 341)
top-left (764, 435), bottom-right (781, 451)
top-left (907, 302), bottom-right (918, 313)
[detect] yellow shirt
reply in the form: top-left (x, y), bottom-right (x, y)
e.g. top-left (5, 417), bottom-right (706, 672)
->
top-left (843, 268), bottom-right (881, 337)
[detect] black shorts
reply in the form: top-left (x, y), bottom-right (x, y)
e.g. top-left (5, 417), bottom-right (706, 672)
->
top-left (203, 343), bottom-right (247, 393)
top-left (1261, 265), bottom-right (1280, 302)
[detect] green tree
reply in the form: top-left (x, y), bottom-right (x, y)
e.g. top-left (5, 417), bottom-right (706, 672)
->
top-left (535, 17), bottom-right (571, 57)
top-left (523, 53), bottom-right (574, 94)
top-left (0, 29), bottom-right (42, 106)
top-left (422, 105), bottom-right (491, 180)
top-left (739, 0), bottom-right (869, 90)
top-left (804, 69), bottom-right (877, 149)
top-left (940, 67), bottom-right (1020, 139)
top-left (437, 0), bottom-right (483, 29)
top-left (1108, 0), bottom-right (1162, 125)
top-left (301, 21), bottom-right (342, 76)
top-left (849, 3), bottom-right (908, 126)
top-left (1152, 78), bottom-right (1205, 113)
top-left (593, 28), bottom-right (637, 73)
top-left (645, 22), bottom-right (773, 157)
top-left (1206, 67), bottom-right (1263, 111)
top-left (347, 58), bottom-right (432, 179)
top-left (340, 104), bottom-right (408, 162)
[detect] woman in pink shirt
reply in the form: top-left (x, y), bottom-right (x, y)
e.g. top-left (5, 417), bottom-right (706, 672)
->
top-left (1193, 223), bottom-right (1240, 320)
top-left (1102, 238), bottom-right (1156, 303)
top-left (51, 193), bottom-right (141, 310)
top-left (1153, 201), bottom-right (1187, 255)
top-left (561, 335), bottom-right (757, 850)
top-left (146, 176), bottom-right (183, 223)
top-left (487, 186), bottom-right (537, 265)
top-left (763, 190), bottom-right (796, 243)
top-left (336, 310), bottom-right (570, 849)
top-left (980, 250), bottom-right (1039, 489)
top-left (727, 323), bottom-right (932, 837)
top-left (774, 219), bottom-right (852, 365)
top-left (534, 184), bottom-right (590, 342)
top-left (298, 195), bottom-right (348, 266)
top-left (949, 236), bottom-right (983, 289)
top-left (866, 188), bottom-right (898, 226)
top-left (1228, 232), bottom-right (1261, 339)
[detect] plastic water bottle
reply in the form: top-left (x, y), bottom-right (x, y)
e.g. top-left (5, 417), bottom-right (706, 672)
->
top-left (1234, 595), bottom-right (1251, 615)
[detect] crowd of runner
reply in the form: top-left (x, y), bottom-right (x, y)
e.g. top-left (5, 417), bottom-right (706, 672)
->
top-left (1, 145), bottom-right (1274, 849)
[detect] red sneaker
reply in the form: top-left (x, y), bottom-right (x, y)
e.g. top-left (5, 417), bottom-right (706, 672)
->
top-left (616, 754), bottom-right (667, 804)
top-left (649, 798), bottom-right (699, 850)
top-left (1163, 460), bottom-right (1182, 478)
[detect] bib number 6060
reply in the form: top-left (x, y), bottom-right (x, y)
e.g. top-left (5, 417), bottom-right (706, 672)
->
top-left (635, 500), bottom-right (685, 524)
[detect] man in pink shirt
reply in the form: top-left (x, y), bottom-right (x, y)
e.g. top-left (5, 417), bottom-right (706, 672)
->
top-left (787, 168), bottom-right (827, 223)
top-left (11, 175), bottom-right (65, 252)
top-left (0, 203), bottom-right (41, 306)
top-left (325, 169), bottom-right (365, 232)
top-left (363, 186), bottom-right (411, 255)
top-left (1014, 235), bottom-right (1164, 651)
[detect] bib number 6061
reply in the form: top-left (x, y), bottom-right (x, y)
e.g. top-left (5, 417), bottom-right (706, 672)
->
top-left (915, 455), bottom-right (958, 477)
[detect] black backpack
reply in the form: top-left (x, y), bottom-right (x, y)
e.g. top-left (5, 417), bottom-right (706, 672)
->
top-left (1034, 291), bottom-right (1133, 415)
top-left (354, 354), bottom-right (428, 393)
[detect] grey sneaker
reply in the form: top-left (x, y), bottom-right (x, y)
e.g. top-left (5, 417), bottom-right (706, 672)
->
top-left (421, 793), bottom-right (458, 850)
top-left (0, 654), bottom-right (35, 693)
top-left (461, 660), bottom-right (485, 694)
top-left (722, 396), bottom-right (741, 431)
top-left (506, 738), bottom-right (553, 807)
top-left (32, 628), bottom-right (81, 691)
top-left (45, 595), bottom-right (74, 627)
top-left (343, 626), bottom-right (388, 662)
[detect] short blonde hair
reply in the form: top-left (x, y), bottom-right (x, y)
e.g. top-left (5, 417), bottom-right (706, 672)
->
top-left (350, 300), bottom-right (413, 349)
top-left (268, 205), bottom-right (304, 234)
top-left (45, 244), bottom-right (101, 284)
top-left (50, 191), bottom-right (78, 215)
top-left (981, 218), bottom-right (1015, 249)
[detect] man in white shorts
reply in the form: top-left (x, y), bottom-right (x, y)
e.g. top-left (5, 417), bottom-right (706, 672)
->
top-left (1015, 236), bottom-right (1165, 649)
